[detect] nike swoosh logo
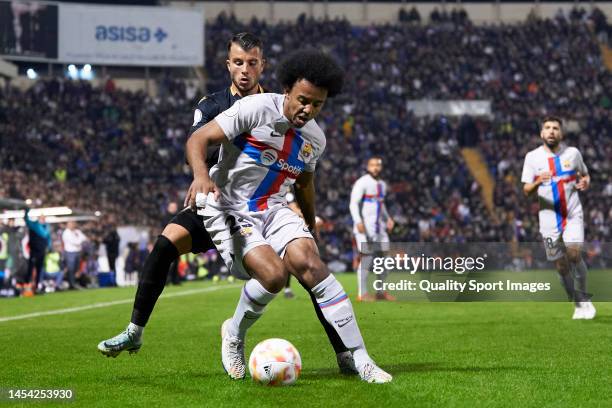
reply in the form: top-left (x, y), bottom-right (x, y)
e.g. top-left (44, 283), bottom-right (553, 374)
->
top-left (336, 316), bottom-right (353, 328)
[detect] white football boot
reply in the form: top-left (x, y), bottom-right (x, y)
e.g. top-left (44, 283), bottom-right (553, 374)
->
top-left (579, 301), bottom-right (596, 320)
top-left (357, 361), bottom-right (393, 383)
top-left (221, 319), bottom-right (246, 379)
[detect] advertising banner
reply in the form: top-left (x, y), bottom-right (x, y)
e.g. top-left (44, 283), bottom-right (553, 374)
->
top-left (58, 3), bottom-right (203, 66)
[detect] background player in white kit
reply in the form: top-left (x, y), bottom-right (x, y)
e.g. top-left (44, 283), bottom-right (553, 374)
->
top-left (350, 157), bottom-right (395, 301)
top-left (521, 116), bottom-right (595, 319)
top-left (185, 50), bottom-right (392, 383)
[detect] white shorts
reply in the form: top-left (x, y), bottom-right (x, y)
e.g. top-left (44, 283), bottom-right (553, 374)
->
top-left (353, 223), bottom-right (389, 254)
top-left (541, 216), bottom-right (584, 261)
top-left (201, 197), bottom-right (313, 280)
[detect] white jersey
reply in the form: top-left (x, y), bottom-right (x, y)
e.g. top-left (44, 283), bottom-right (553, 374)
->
top-left (349, 174), bottom-right (390, 234)
top-left (521, 144), bottom-right (588, 235)
top-left (212, 93), bottom-right (326, 211)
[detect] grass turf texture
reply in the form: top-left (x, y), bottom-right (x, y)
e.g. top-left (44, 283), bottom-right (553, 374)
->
top-left (1, 274), bottom-right (611, 408)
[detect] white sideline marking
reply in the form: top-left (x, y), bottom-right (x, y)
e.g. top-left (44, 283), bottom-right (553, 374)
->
top-left (0, 285), bottom-right (240, 323)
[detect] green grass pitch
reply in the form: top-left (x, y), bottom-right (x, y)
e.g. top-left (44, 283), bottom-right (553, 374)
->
top-left (1, 274), bottom-right (611, 407)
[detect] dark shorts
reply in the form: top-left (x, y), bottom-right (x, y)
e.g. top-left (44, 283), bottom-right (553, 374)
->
top-left (169, 208), bottom-right (215, 254)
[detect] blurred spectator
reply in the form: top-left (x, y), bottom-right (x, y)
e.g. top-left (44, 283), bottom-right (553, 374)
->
top-left (124, 242), bottom-right (143, 285)
top-left (0, 224), bottom-right (9, 286)
top-left (103, 223), bottom-right (120, 274)
top-left (43, 242), bottom-right (64, 291)
top-left (24, 208), bottom-right (51, 293)
top-left (61, 221), bottom-right (87, 289)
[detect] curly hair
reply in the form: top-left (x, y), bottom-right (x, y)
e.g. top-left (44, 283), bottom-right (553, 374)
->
top-left (276, 49), bottom-right (344, 97)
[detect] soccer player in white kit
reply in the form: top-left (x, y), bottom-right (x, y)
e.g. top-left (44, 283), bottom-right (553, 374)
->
top-left (185, 50), bottom-right (392, 383)
top-left (350, 157), bottom-right (395, 301)
top-left (521, 116), bottom-right (595, 319)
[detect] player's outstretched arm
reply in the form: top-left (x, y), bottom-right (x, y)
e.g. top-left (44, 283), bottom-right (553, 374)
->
top-left (294, 171), bottom-right (316, 232)
top-left (184, 120), bottom-right (227, 208)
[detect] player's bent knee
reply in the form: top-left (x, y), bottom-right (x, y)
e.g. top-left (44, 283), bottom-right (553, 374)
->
top-left (294, 257), bottom-right (328, 288)
top-left (258, 270), bottom-right (287, 294)
top-left (565, 246), bottom-right (582, 264)
top-left (162, 223), bottom-right (192, 255)
top-left (555, 258), bottom-right (570, 274)
top-left (245, 249), bottom-right (287, 293)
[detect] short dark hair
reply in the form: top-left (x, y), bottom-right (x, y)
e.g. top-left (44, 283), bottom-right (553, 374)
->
top-left (276, 49), bottom-right (344, 97)
top-left (227, 32), bottom-right (263, 53)
top-left (367, 156), bottom-right (383, 164)
top-left (541, 116), bottom-right (563, 129)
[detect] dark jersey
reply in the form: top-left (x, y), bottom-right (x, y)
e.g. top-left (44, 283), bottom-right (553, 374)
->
top-left (172, 84), bottom-right (264, 254)
top-left (188, 85), bottom-right (264, 168)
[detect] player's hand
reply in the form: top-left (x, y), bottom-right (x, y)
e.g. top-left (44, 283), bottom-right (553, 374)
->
top-left (576, 176), bottom-right (590, 191)
top-left (386, 218), bottom-right (395, 233)
top-left (538, 171), bottom-right (552, 184)
top-left (357, 222), bottom-right (365, 234)
top-left (184, 176), bottom-right (219, 210)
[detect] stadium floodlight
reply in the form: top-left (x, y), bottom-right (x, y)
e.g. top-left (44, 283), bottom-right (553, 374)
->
top-left (67, 64), bottom-right (78, 79)
top-left (0, 206), bottom-right (74, 220)
top-left (26, 68), bottom-right (38, 79)
top-left (79, 64), bottom-right (94, 80)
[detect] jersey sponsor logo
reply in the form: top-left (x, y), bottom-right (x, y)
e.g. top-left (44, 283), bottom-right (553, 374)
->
top-left (278, 159), bottom-right (302, 177)
top-left (562, 160), bottom-right (571, 169)
top-left (270, 131), bottom-right (283, 138)
top-left (260, 149), bottom-right (278, 166)
top-left (192, 109), bottom-right (203, 126)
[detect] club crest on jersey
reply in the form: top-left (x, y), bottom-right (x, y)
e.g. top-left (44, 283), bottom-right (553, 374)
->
top-left (239, 226), bottom-right (253, 237)
top-left (301, 143), bottom-right (313, 159)
top-left (260, 149), bottom-right (278, 166)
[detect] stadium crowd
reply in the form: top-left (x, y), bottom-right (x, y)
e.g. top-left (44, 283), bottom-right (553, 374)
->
top-left (0, 7), bottom-right (610, 289)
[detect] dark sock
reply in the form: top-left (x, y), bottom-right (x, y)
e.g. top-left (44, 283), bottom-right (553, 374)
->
top-left (298, 279), bottom-right (348, 354)
top-left (571, 258), bottom-right (590, 302)
top-left (131, 235), bottom-right (179, 326)
top-left (285, 275), bottom-right (291, 288)
top-left (558, 272), bottom-right (576, 304)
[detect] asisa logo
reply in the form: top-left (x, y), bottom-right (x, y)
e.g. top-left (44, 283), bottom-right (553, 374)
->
top-left (95, 26), bottom-right (168, 43)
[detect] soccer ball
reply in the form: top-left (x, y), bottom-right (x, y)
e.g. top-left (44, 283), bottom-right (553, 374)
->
top-left (248, 338), bottom-right (302, 386)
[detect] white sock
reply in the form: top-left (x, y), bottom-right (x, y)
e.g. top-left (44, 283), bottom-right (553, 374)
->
top-left (357, 258), bottom-right (368, 297)
top-left (127, 322), bottom-right (144, 339)
top-left (228, 279), bottom-right (276, 340)
top-left (311, 274), bottom-right (372, 368)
